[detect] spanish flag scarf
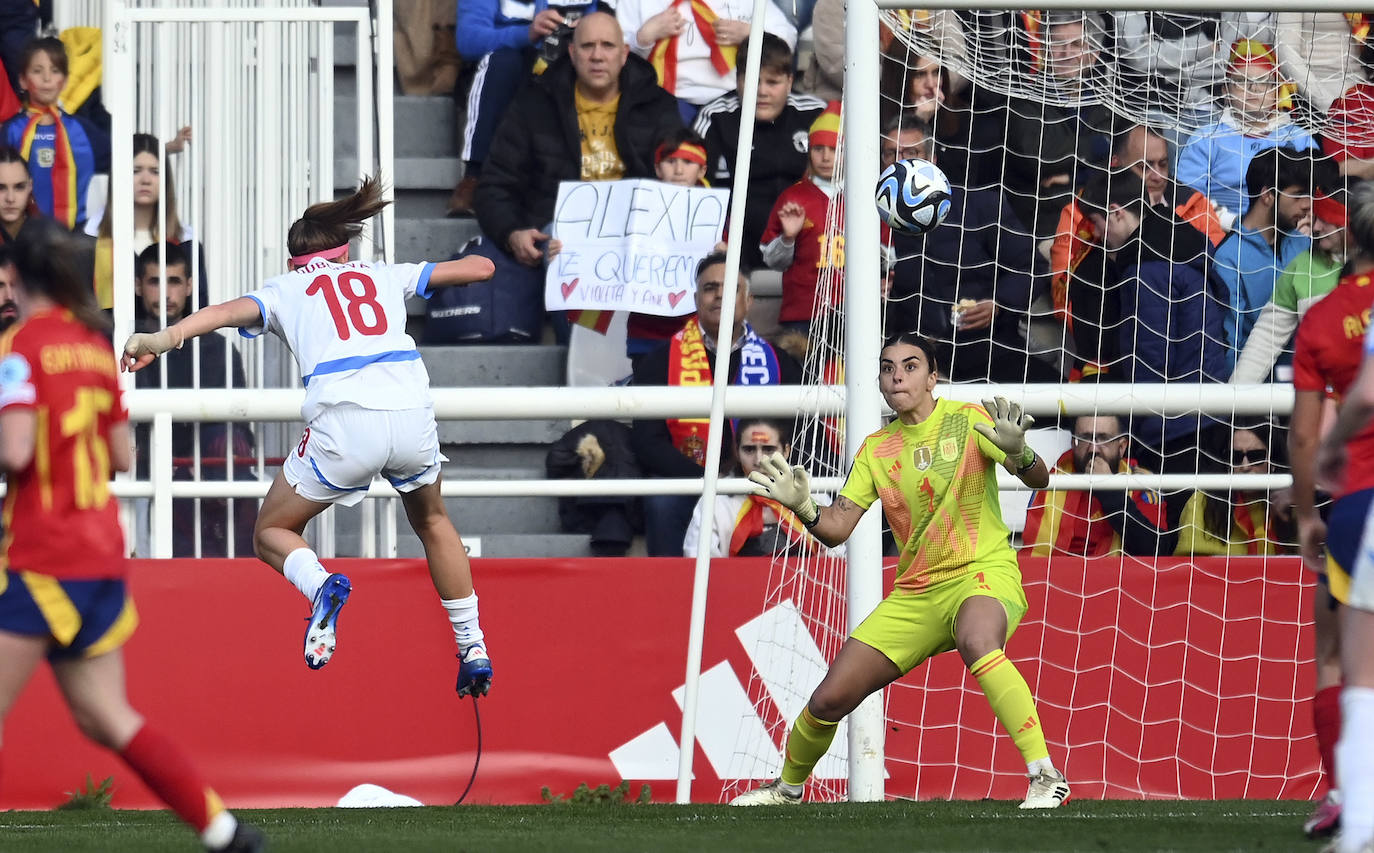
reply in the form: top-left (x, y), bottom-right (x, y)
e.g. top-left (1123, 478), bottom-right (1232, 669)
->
top-left (666, 319), bottom-right (780, 464)
top-left (17, 104), bottom-right (77, 229)
top-left (728, 494), bottom-right (821, 556)
top-left (648, 0), bottom-right (737, 95)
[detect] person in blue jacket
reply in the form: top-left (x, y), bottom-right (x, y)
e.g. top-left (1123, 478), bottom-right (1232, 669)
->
top-left (447, 0), bottom-right (607, 216)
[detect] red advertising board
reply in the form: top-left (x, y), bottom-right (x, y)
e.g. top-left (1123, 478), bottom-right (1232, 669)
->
top-left (0, 555), bottom-right (1319, 807)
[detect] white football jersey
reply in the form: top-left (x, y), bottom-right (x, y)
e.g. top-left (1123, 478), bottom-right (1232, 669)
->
top-left (241, 259), bottom-right (437, 422)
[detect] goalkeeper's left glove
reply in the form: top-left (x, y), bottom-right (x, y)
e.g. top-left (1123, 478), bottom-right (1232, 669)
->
top-left (973, 396), bottom-right (1036, 470)
top-left (747, 452), bottom-right (820, 527)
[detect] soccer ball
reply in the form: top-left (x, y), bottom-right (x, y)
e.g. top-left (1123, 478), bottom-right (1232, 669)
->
top-left (874, 158), bottom-right (952, 236)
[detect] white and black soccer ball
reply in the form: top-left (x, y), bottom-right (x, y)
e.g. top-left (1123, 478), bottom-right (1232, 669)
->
top-left (874, 158), bottom-right (952, 236)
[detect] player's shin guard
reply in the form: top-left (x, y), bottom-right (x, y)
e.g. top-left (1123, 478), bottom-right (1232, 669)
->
top-left (970, 649), bottom-right (1050, 765)
top-left (1338, 686), bottom-right (1374, 852)
top-left (1316, 684), bottom-right (1343, 786)
top-left (119, 724), bottom-right (234, 843)
top-left (781, 707), bottom-right (838, 787)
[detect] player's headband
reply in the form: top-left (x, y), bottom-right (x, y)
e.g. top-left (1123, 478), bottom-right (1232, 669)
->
top-left (289, 243), bottom-right (348, 266)
top-left (655, 141), bottom-right (707, 167)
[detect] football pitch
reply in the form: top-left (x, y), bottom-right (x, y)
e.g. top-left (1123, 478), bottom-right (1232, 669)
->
top-left (0, 800), bottom-right (1318, 852)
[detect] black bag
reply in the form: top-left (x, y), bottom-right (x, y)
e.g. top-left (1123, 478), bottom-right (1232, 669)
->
top-left (424, 235), bottom-right (545, 343)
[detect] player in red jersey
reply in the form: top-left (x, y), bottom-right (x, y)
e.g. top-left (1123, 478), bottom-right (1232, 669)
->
top-left (0, 229), bottom-right (262, 852)
top-left (1291, 250), bottom-right (1374, 839)
top-left (1313, 180), bottom-right (1374, 853)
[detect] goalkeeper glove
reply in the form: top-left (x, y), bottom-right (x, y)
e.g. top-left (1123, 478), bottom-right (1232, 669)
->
top-left (973, 395), bottom-right (1036, 470)
top-left (747, 452), bottom-right (820, 527)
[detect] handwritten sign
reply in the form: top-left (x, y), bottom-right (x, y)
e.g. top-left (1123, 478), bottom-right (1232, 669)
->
top-left (546, 179), bottom-right (728, 316)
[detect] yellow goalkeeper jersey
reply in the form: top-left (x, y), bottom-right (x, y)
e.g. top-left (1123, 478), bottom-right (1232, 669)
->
top-left (839, 397), bottom-right (1015, 593)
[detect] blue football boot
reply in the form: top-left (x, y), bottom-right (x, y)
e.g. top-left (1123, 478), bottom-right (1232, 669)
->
top-left (304, 573), bottom-right (351, 669)
top-left (456, 643), bottom-right (492, 697)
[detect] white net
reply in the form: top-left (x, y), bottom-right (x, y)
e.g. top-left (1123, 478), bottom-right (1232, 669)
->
top-left (722, 9), bottom-right (1342, 802)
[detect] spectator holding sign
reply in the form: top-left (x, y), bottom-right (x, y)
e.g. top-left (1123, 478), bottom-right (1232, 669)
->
top-left (472, 11), bottom-right (682, 341)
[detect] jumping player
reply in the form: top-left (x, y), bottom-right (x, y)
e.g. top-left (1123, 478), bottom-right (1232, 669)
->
top-left (0, 231), bottom-right (263, 852)
top-left (122, 176), bottom-right (498, 697)
top-left (1314, 180), bottom-right (1374, 853)
top-left (731, 332), bottom-right (1071, 808)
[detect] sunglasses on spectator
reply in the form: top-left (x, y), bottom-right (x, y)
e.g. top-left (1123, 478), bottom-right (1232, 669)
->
top-left (1231, 448), bottom-right (1268, 465)
top-left (1072, 433), bottom-right (1118, 445)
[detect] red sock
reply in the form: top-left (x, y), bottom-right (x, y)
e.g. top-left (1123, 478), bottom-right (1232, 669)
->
top-left (1314, 684), bottom-right (1344, 787)
top-left (119, 724), bottom-right (224, 833)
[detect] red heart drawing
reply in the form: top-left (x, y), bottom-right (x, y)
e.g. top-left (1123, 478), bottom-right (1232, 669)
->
top-left (560, 278), bottom-right (579, 299)
top-left (667, 291), bottom-right (687, 309)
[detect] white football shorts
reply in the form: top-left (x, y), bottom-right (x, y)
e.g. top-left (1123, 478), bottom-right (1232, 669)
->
top-left (284, 404), bottom-right (444, 507)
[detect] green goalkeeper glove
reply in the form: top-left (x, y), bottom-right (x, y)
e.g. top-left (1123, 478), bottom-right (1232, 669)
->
top-left (747, 452), bottom-right (820, 527)
top-left (973, 396), bottom-right (1035, 469)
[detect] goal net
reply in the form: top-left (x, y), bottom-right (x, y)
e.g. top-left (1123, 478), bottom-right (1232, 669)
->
top-left (722, 8), bottom-right (1337, 802)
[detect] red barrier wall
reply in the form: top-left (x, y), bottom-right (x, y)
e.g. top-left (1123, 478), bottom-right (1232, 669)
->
top-left (1, 555), bottom-right (1319, 807)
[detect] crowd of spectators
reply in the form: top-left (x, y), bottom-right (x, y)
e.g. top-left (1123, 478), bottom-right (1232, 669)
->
top-left (425, 7), bottom-right (1374, 557)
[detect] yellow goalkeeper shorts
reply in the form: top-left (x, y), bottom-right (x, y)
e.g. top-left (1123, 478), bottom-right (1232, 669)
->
top-left (850, 559), bottom-right (1028, 675)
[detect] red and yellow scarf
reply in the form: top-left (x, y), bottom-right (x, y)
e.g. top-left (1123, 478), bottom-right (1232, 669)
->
top-left (666, 318), bottom-right (714, 463)
top-left (17, 104), bottom-right (77, 229)
top-left (648, 0), bottom-right (737, 95)
top-left (728, 495), bottom-right (821, 556)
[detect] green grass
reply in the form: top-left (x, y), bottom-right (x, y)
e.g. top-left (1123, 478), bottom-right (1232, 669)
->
top-left (0, 800), bottom-right (1319, 853)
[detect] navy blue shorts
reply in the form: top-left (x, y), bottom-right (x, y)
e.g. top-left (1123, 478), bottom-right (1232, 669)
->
top-left (1324, 486), bottom-right (1374, 608)
top-left (0, 570), bottom-right (138, 660)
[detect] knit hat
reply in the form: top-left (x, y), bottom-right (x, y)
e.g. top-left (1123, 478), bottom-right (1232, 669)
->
top-left (1324, 83), bottom-right (1374, 162)
top-left (1228, 40), bottom-right (1296, 109)
top-left (809, 101), bottom-right (842, 149)
top-left (1313, 193), bottom-right (1347, 229)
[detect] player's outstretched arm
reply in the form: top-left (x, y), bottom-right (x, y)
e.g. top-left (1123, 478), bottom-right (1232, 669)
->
top-left (974, 395), bottom-right (1049, 489)
top-left (748, 452), bottom-right (865, 547)
top-left (121, 297), bottom-right (262, 373)
top-left (427, 256), bottom-right (496, 290)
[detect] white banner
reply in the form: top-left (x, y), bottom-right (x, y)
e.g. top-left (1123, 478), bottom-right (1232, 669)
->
top-left (545, 179), bottom-right (728, 316)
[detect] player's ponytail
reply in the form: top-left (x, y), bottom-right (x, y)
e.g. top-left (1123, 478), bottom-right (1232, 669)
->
top-left (286, 173), bottom-right (390, 258)
top-left (8, 219), bottom-right (109, 333)
top-left (1347, 181), bottom-right (1374, 261)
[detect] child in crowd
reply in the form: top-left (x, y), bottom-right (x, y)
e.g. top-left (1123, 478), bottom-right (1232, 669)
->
top-left (623, 127), bottom-right (713, 361)
top-left (759, 102), bottom-right (843, 336)
top-left (1231, 190), bottom-right (1351, 383)
top-left (0, 37), bottom-right (108, 230)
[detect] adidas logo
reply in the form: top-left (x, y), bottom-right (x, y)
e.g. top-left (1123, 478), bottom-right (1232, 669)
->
top-left (1016, 716), bottom-right (1038, 733)
top-left (610, 601), bottom-right (850, 781)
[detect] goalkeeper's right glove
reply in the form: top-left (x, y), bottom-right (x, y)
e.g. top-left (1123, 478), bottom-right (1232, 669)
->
top-left (747, 452), bottom-right (820, 527)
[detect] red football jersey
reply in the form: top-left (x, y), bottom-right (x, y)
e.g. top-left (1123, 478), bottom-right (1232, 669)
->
top-left (1293, 272), bottom-right (1374, 496)
top-left (0, 308), bottom-right (128, 578)
top-left (761, 179), bottom-right (844, 324)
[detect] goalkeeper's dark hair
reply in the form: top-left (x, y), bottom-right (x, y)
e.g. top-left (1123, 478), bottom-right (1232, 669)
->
top-left (881, 331), bottom-right (939, 376)
top-left (288, 173), bottom-right (390, 258)
top-left (1079, 169), bottom-right (1147, 219)
top-left (8, 219), bottom-right (108, 333)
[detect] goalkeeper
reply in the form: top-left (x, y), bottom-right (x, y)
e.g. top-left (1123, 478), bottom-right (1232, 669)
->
top-left (731, 332), bottom-right (1070, 808)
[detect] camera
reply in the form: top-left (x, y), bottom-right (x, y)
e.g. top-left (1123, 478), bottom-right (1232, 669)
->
top-left (538, 9), bottom-right (583, 66)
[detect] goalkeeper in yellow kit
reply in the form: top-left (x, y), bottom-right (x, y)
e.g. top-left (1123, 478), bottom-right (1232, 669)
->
top-left (731, 333), bottom-right (1071, 808)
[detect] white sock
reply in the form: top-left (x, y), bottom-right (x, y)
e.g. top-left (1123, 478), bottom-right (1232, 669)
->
top-left (1027, 758), bottom-right (1054, 776)
top-left (1339, 686), bottom-right (1374, 853)
top-left (201, 811), bottom-right (237, 850)
top-left (441, 592), bottom-right (484, 650)
top-left (283, 547), bottom-right (330, 604)
top-left (777, 779), bottom-right (803, 795)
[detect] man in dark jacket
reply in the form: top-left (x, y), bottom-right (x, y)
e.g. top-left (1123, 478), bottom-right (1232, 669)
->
top-left (692, 33), bottom-right (826, 270)
top-left (631, 251), bottom-right (802, 556)
top-left (1079, 170), bottom-right (1230, 511)
top-left (885, 123), bottom-right (1061, 384)
top-left (474, 12), bottom-right (683, 268)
